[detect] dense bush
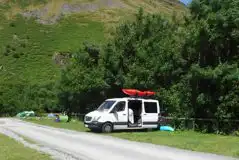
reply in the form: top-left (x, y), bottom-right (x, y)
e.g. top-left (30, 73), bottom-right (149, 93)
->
top-left (0, 83), bottom-right (58, 116)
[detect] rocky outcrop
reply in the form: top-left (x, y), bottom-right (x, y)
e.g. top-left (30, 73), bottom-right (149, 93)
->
top-left (21, 0), bottom-right (125, 24)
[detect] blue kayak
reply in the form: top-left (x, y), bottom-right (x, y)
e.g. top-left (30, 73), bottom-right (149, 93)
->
top-left (160, 126), bottom-right (175, 132)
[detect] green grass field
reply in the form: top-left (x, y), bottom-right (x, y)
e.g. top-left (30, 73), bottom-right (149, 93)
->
top-left (0, 14), bottom-right (105, 86)
top-left (0, 133), bottom-right (52, 160)
top-left (26, 118), bottom-right (239, 157)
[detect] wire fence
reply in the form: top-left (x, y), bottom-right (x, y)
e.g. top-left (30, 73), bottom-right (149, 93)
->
top-left (72, 113), bottom-right (85, 121)
top-left (72, 113), bottom-right (239, 134)
top-left (160, 117), bottom-right (239, 134)
top-left (2, 112), bottom-right (238, 134)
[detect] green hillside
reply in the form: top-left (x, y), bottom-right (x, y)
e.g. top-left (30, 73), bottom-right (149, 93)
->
top-left (0, 0), bottom-right (186, 87)
top-left (0, 0), bottom-right (186, 115)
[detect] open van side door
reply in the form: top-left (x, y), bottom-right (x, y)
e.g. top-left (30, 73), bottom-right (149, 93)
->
top-left (142, 100), bottom-right (159, 128)
top-left (110, 101), bottom-right (128, 130)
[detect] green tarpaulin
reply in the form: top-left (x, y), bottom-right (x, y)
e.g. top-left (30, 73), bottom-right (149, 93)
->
top-left (59, 115), bottom-right (68, 122)
top-left (16, 111), bottom-right (35, 118)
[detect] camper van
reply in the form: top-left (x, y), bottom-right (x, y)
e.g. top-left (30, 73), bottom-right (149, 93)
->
top-left (84, 89), bottom-right (161, 133)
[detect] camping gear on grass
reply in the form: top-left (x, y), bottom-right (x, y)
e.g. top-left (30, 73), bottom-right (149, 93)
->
top-left (55, 115), bottom-right (60, 122)
top-left (160, 126), bottom-right (175, 132)
top-left (59, 115), bottom-right (68, 122)
top-left (48, 113), bottom-right (56, 118)
top-left (16, 111), bottom-right (35, 118)
top-left (54, 114), bottom-right (69, 122)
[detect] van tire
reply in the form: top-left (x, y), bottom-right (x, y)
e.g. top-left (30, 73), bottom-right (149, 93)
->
top-left (102, 122), bottom-right (113, 133)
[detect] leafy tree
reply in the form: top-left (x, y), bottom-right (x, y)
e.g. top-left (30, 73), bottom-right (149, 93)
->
top-left (57, 43), bottom-right (107, 121)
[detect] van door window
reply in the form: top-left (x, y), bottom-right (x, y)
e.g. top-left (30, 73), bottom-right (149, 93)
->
top-left (114, 101), bottom-right (126, 112)
top-left (144, 102), bottom-right (157, 113)
top-left (97, 100), bottom-right (116, 112)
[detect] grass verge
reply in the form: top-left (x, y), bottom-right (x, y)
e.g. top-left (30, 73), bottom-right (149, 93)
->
top-left (26, 118), bottom-right (239, 157)
top-left (0, 133), bottom-right (52, 160)
top-left (26, 117), bottom-right (89, 132)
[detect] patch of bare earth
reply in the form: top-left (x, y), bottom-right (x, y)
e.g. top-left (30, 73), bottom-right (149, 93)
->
top-left (52, 52), bottom-right (71, 66)
top-left (21, 0), bottom-right (126, 24)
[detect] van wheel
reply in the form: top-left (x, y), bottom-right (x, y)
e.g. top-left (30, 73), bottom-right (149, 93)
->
top-left (102, 123), bottom-right (113, 133)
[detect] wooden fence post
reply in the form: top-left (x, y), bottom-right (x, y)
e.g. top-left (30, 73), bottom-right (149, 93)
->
top-left (192, 119), bottom-right (195, 131)
top-left (216, 120), bottom-right (219, 134)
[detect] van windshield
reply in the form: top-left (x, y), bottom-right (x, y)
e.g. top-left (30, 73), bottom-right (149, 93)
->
top-left (97, 100), bottom-right (116, 112)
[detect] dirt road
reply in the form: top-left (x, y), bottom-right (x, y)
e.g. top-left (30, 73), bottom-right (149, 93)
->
top-left (0, 118), bottom-right (237, 160)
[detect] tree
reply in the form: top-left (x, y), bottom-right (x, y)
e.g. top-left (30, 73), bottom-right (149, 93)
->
top-left (57, 43), bottom-right (107, 122)
top-left (177, 0), bottom-right (239, 132)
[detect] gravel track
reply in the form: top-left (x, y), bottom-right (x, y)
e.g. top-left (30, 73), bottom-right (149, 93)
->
top-left (0, 118), bottom-right (237, 160)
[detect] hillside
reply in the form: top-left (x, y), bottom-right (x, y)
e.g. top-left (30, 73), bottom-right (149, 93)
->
top-left (0, 0), bottom-right (186, 87)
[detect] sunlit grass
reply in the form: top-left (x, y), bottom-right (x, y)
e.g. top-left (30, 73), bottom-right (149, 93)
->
top-left (0, 133), bottom-right (52, 160)
top-left (0, 14), bottom-right (105, 85)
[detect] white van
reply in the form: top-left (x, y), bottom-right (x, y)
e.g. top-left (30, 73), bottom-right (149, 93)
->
top-left (84, 97), bottom-right (160, 133)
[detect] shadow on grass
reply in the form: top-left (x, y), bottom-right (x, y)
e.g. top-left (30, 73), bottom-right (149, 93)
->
top-left (86, 128), bottom-right (160, 134)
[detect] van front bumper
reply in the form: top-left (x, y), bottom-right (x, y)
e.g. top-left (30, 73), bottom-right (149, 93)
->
top-left (84, 121), bottom-right (103, 129)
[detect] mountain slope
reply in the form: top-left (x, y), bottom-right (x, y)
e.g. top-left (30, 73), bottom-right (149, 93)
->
top-left (0, 0), bottom-right (186, 87)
